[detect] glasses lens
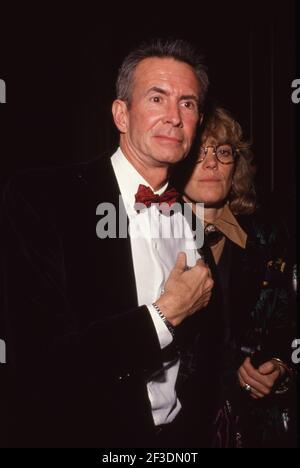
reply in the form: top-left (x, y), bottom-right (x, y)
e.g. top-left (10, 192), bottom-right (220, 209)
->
top-left (216, 145), bottom-right (234, 163)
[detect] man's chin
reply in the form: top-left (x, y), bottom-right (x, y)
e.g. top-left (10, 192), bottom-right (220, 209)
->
top-left (157, 152), bottom-right (186, 165)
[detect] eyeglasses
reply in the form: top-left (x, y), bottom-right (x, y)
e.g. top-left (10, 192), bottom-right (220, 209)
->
top-left (197, 144), bottom-right (237, 165)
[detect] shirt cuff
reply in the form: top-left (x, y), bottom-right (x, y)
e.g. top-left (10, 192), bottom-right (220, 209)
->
top-left (147, 304), bottom-right (173, 349)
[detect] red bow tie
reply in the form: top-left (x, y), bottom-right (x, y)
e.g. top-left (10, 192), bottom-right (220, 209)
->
top-left (134, 184), bottom-right (179, 210)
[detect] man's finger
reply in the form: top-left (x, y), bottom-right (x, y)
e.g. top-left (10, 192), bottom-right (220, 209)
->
top-left (196, 258), bottom-right (207, 268)
top-left (195, 259), bottom-right (212, 276)
top-left (172, 252), bottom-right (187, 274)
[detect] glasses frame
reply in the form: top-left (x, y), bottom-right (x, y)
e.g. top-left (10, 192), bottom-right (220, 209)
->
top-left (197, 144), bottom-right (238, 165)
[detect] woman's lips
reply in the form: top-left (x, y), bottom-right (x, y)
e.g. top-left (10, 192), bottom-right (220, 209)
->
top-left (198, 178), bottom-right (221, 182)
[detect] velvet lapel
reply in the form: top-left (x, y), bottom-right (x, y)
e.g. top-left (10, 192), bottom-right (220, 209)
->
top-left (61, 154), bottom-right (139, 324)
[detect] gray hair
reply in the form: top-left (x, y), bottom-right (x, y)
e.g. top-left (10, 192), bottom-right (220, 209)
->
top-left (116, 38), bottom-right (209, 110)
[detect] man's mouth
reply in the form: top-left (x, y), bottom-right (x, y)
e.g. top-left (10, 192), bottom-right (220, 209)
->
top-left (154, 135), bottom-right (183, 143)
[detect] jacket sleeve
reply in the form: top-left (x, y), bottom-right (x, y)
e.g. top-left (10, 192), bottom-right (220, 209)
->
top-left (2, 175), bottom-right (164, 389)
top-left (251, 216), bottom-right (296, 369)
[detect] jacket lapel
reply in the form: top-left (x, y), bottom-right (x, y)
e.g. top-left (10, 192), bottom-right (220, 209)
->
top-left (61, 154), bottom-right (138, 324)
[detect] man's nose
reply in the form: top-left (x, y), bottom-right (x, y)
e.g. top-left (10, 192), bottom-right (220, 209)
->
top-left (163, 102), bottom-right (182, 127)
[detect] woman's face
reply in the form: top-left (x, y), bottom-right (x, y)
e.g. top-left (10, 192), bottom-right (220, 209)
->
top-left (184, 137), bottom-right (236, 206)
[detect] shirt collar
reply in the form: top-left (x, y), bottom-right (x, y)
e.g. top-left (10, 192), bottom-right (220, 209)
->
top-left (111, 147), bottom-right (168, 212)
top-left (205, 204), bottom-right (247, 249)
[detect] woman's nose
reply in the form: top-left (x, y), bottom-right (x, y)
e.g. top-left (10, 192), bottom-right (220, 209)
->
top-left (203, 148), bottom-right (218, 168)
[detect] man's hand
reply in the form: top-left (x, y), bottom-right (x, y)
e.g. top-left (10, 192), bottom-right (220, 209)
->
top-left (238, 357), bottom-right (285, 399)
top-left (155, 251), bottom-right (214, 327)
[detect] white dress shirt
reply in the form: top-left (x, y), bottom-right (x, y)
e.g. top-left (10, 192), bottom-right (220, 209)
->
top-left (111, 147), bottom-right (200, 426)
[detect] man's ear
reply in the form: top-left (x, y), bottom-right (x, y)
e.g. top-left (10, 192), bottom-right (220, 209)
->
top-left (112, 99), bottom-right (129, 133)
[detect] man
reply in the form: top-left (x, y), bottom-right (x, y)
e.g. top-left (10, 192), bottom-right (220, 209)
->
top-left (3, 39), bottom-right (222, 448)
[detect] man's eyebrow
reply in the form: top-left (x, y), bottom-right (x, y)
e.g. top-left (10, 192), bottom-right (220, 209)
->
top-left (146, 86), bottom-right (169, 96)
top-left (146, 86), bottom-right (199, 103)
top-left (180, 94), bottom-right (199, 103)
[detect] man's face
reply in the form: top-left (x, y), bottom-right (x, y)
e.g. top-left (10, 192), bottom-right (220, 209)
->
top-left (113, 57), bottom-right (201, 168)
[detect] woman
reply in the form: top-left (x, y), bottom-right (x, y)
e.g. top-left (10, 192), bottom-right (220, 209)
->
top-left (179, 107), bottom-right (296, 447)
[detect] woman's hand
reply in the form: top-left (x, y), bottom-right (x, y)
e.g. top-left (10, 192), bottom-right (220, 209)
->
top-left (238, 357), bottom-right (285, 399)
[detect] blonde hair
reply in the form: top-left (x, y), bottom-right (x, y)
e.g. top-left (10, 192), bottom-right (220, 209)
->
top-left (200, 107), bottom-right (257, 215)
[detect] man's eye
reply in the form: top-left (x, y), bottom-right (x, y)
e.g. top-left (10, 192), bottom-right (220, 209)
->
top-left (150, 96), bottom-right (161, 103)
top-left (182, 101), bottom-right (195, 110)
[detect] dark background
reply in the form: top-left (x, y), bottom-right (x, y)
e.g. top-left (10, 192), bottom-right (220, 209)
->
top-left (0, 0), bottom-right (298, 448)
top-left (0, 1), bottom-right (297, 231)
top-left (0, 2), bottom-right (297, 213)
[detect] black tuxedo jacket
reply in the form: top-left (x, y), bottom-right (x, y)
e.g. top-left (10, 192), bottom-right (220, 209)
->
top-left (3, 153), bottom-right (223, 448)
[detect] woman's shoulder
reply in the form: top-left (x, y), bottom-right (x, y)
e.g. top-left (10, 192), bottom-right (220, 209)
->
top-left (235, 209), bottom-right (294, 278)
top-left (236, 206), bottom-right (290, 249)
